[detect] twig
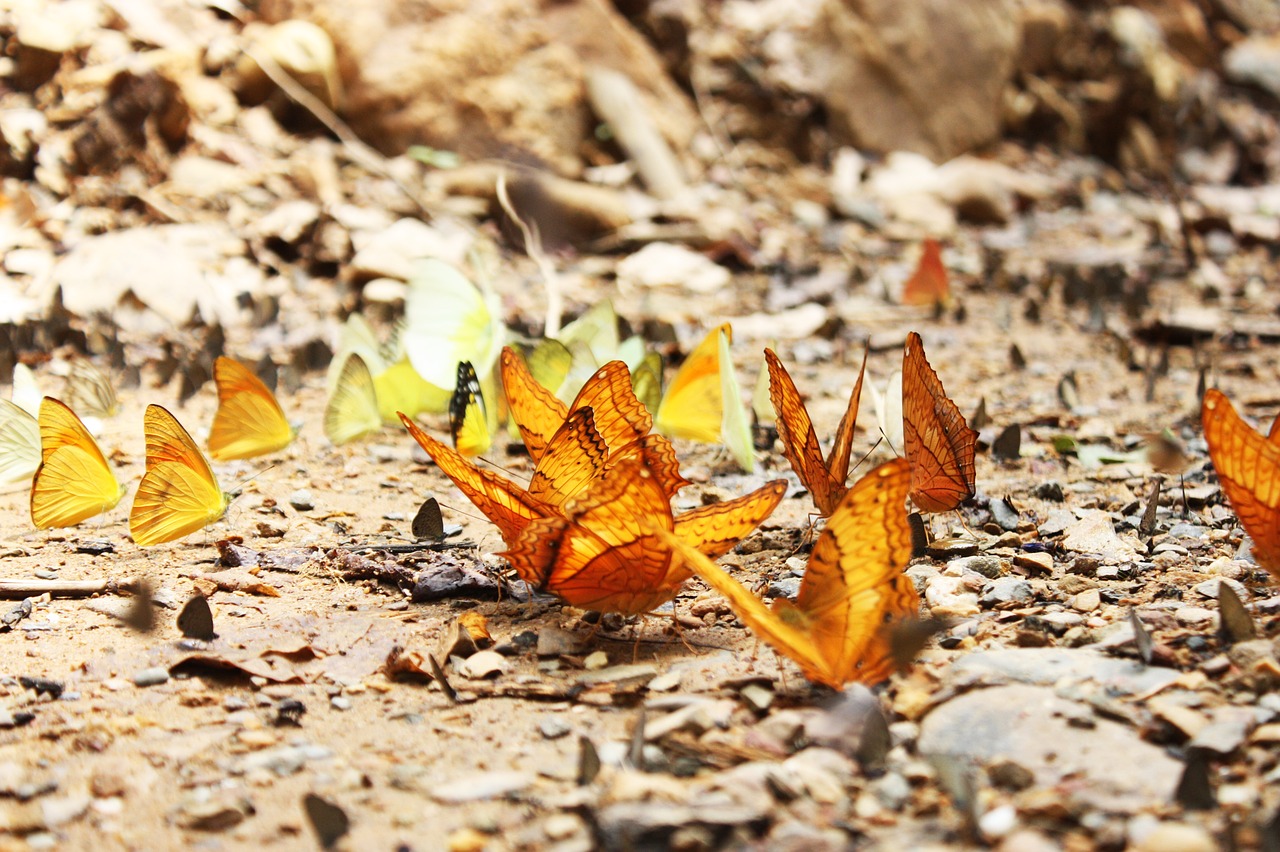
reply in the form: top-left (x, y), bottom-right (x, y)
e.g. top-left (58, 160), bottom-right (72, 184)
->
top-left (0, 577), bottom-right (144, 599)
top-left (496, 172), bottom-right (563, 337)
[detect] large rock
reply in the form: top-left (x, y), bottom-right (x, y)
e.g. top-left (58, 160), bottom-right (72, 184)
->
top-left (258, 0), bottom-right (698, 176)
top-left (799, 0), bottom-right (1019, 162)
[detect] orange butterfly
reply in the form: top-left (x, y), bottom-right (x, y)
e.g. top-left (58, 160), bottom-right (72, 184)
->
top-left (657, 458), bottom-right (919, 687)
top-left (31, 397), bottom-right (127, 529)
top-left (1202, 388), bottom-right (1280, 579)
top-left (501, 348), bottom-right (688, 497)
top-left (208, 357), bottom-right (296, 461)
top-left (131, 405), bottom-right (234, 546)
top-left (505, 458), bottom-right (786, 615)
top-left (902, 238), bottom-right (950, 308)
top-left (902, 332), bottom-right (977, 512)
top-left (766, 343), bottom-right (868, 516)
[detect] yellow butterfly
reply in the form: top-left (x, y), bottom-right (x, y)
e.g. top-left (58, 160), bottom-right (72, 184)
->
top-left (31, 397), bottom-right (127, 529)
top-left (11, 364), bottom-right (41, 417)
top-left (130, 405), bottom-right (233, 546)
top-left (62, 357), bottom-right (120, 418)
top-left (450, 361), bottom-right (499, 458)
top-left (324, 353), bottom-right (382, 445)
top-left (654, 324), bottom-right (755, 471)
top-left (402, 259), bottom-right (507, 392)
top-left (0, 398), bottom-right (40, 483)
top-left (208, 357), bottom-right (296, 461)
top-left (328, 314), bottom-right (448, 420)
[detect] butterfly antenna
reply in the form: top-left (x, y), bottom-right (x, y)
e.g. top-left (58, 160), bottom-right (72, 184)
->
top-left (475, 455), bottom-right (532, 487)
top-left (230, 463), bottom-right (278, 495)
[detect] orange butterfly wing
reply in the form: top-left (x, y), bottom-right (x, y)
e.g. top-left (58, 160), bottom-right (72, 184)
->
top-left (208, 357), bottom-right (294, 460)
top-left (902, 331), bottom-right (977, 512)
top-left (399, 412), bottom-right (549, 548)
top-left (659, 458), bottom-right (917, 688)
top-left (505, 460), bottom-right (681, 615)
top-left (130, 405), bottom-right (232, 546)
top-left (1202, 389), bottom-right (1280, 577)
top-left (766, 345), bottom-right (867, 516)
top-left (902, 238), bottom-right (950, 307)
top-left (527, 407), bottom-right (610, 508)
top-left (671, 480), bottom-right (786, 560)
top-left (501, 347), bottom-right (569, 463)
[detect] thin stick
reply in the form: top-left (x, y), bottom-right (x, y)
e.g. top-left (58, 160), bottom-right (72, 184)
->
top-left (0, 577), bottom-right (143, 599)
top-left (496, 172), bottom-right (562, 337)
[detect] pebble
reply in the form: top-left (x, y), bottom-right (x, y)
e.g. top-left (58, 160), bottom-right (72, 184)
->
top-left (924, 575), bottom-right (980, 617)
top-left (430, 770), bottom-right (534, 804)
top-left (1072, 589), bottom-right (1101, 612)
top-left (927, 538), bottom-right (979, 559)
top-left (543, 813), bottom-right (585, 841)
top-left (979, 803), bottom-right (1018, 839)
top-left (536, 627), bottom-right (587, 657)
top-left (950, 555), bottom-right (1005, 578)
top-left (1174, 607), bottom-right (1215, 626)
top-left (329, 696), bottom-right (352, 711)
top-left (981, 577), bottom-right (1033, 608)
top-left (739, 683), bottom-right (774, 712)
top-left (538, 717), bottom-right (571, 740)
top-left (583, 650), bottom-right (609, 671)
top-left (459, 650), bottom-right (508, 679)
top-left (1132, 822), bottom-right (1216, 852)
top-left (288, 489), bottom-right (314, 511)
top-left (1013, 551), bottom-right (1053, 574)
top-left (1193, 577), bottom-right (1247, 600)
top-left (132, 668), bottom-right (169, 688)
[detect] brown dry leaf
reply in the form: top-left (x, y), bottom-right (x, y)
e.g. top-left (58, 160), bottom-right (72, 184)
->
top-left (183, 570), bottom-right (281, 597)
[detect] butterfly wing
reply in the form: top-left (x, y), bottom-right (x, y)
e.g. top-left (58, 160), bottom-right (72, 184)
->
top-left (501, 346), bottom-right (569, 462)
top-left (527, 407), bottom-right (610, 508)
top-left (131, 405), bottom-right (231, 546)
top-left (0, 398), bottom-right (40, 483)
top-left (902, 332), bottom-right (977, 512)
top-left (655, 324), bottom-right (726, 443)
top-left (449, 360), bottom-right (492, 458)
top-left (630, 351), bottom-right (663, 415)
top-left (719, 330), bottom-right (756, 472)
top-left (324, 353), bottom-right (382, 445)
top-left (31, 397), bottom-right (125, 528)
top-left (399, 412), bottom-right (547, 547)
top-left (672, 479), bottom-right (786, 559)
top-left (1202, 388), bottom-right (1280, 577)
top-left (792, 458), bottom-right (917, 685)
top-left (208, 357), bottom-right (295, 461)
top-left (403, 259), bottom-right (506, 389)
top-left (63, 358), bottom-right (120, 418)
top-left (506, 460), bottom-right (679, 614)
top-left (825, 342), bottom-right (869, 486)
top-left (12, 364), bottom-right (41, 416)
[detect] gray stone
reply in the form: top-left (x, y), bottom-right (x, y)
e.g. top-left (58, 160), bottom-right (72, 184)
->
top-left (981, 577), bottom-right (1034, 607)
top-left (431, 770), bottom-right (534, 804)
top-left (919, 685), bottom-right (1180, 811)
top-left (132, 667), bottom-right (169, 687)
top-left (946, 647), bottom-right (1181, 694)
top-left (288, 489), bottom-right (314, 511)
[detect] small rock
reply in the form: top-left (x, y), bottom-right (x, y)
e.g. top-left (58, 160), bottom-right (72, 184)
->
top-left (536, 627), bottom-right (586, 657)
top-left (951, 555), bottom-right (1005, 578)
top-left (431, 771), bottom-right (534, 804)
top-left (330, 696), bottom-right (352, 711)
top-left (539, 717), bottom-right (571, 740)
top-left (1014, 551), bottom-right (1053, 575)
top-left (132, 668), bottom-right (169, 688)
top-left (617, 242), bottom-right (730, 293)
top-left (1132, 822), bottom-right (1216, 852)
top-left (979, 803), bottom-right (1018, 840)
top-left (1072, 589), bottom-right (1101, 613)
top-left (981, 577), bottom-right (1033, 608)
top-left (925, 575), bottom-right (980, 617)
top-left (543, 813), bottom-right (585, 841)
top-left (739, 683), bottom-right (774, 713)
top-left (459, 650), bottom-right (508, 680)
top-left (927, 538), bottom-right (980, 559)
top-left (1061, 512), bottom-right (1141, 560)
top-left (583, 651), bottom-right (609, 671)
top-left (288, 489), bottom-right (314, 511)
top-left (1193, 577), bottom-right (1247, 600)
top-left (1174, 607), bottom-right (1215, 626)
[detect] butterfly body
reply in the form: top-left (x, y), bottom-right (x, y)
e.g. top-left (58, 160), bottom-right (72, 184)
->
top-left (131, 405), bottom-right (233, 546)
top-left (31, 397), bottom-right (126, 529)
top-left (208, 357), bottom-right (295, 461)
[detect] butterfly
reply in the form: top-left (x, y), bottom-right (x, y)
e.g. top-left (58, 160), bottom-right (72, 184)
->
top-left (654, 324), bottom-right (755, 471)
top-left (902, 238), bottom-right (950, 308)
top-left (0, 398), bottom-right (40, 483)
top-left (30, 397), bottom-right (127, 529)
top-left (130, 405), bottom-right (234, 546)
top-left (328, 313), bottom-right (448, 420)
top-left (501, 348), bottom-right (689, 497)
top-left (1202, 388), bottom-right (1280, 579)
top-left (402, 259), bottom-right (507, 392)
top-left (450, 360), bottom-right (494, 458)
top-left (400, 407), bottom-right (785, 579)
top-left (766, 343), bottom-right (869, 516)
top-left (11, 363), bottom-right (41, 417)
top-left (504, 457), bottom-right (786, 615)
top-left (62, 357), bottom-right (120, 418)
top-left (902, 332), bottom-right (977, 513)
top-left (324, 352), bottom-right (382, 446)
top-left (208, 357), bottom-right (296, 461)
top-left (656, 458), bottom-right (919, 687)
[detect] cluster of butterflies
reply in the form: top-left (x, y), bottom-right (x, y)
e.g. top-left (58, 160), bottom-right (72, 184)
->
top-left (0, 356), bottom-right (293, 545)
top-left (401, 330), bottom-right (978, 687)
top-left (322, 260), bottom-right (761, 472)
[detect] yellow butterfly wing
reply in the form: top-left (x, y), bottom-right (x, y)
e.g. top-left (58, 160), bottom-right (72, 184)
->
top-left (403, 259), bottom-right (506, 390)
top-left (655, 324), bottom-right (727, 444)
top-left (374, 357), bottom-right (450, 421)
top-left (208, 357), bottom-right (295, 461)
top-left (31, 397), bottom-right (126, 529)
top-left (324, 353), bottom-right (382, 445)
top-left (449, 361), bottom-right (493, 458)
top-left (12, 363), bottom-right (41, 417)
top-left (130, 405), bottom-right (232, 546)
top-left (63, 357), bottom-right (120, 418)
top-left (718, 329), bottom-right (755, 472)
top-left (630, 351), bottom-right (663, 416)
top-left (0, 398), bottom-right (40, 483)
